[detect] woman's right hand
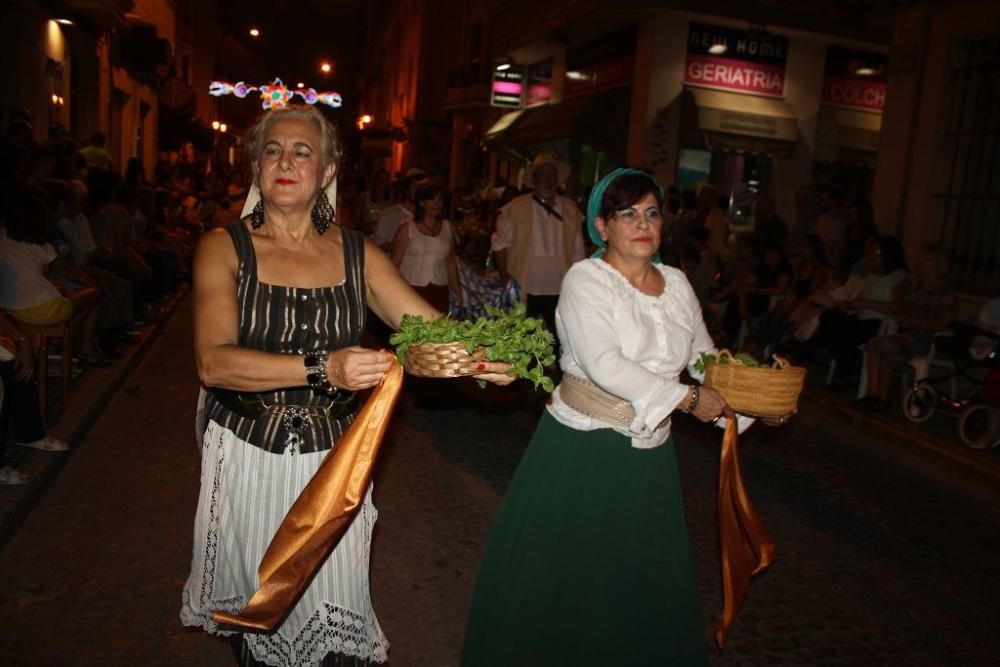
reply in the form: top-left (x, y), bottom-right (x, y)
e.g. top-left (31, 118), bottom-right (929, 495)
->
top-left (326, 347), bottom-right (395, 391)
top-left (689, 386), bottom-right (730, 423)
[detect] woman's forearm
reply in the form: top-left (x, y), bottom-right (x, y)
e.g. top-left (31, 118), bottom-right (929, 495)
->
top-left (197, 344), bottom-right (314, 392)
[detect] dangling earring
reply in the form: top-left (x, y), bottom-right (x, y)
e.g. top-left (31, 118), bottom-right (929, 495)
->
top-left (311, 190), bottom-right (335, 235)
top-left (250, 199), bottom-right (264, 230)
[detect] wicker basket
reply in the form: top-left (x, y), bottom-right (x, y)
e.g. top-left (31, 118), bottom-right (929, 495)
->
top-left (403, 342), bottom-right (487, 378)
top-left (703, 349), bottom-right (807, 418)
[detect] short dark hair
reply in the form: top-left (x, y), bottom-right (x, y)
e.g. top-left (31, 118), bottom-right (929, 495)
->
top-left (598, 170), bottom-right (663, 221)
top-left (6, 189), bottom-right (52, 244)
top-left (877, 236), bottom-right (907, 274)
top-left (413, 183), bottom-right (445, 221)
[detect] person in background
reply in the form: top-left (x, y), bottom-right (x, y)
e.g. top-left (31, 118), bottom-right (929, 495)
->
top-left (372, 167), bottom-right (428, 248)
top-left (841, 198), bottom-right (878, 275)
top-left (77, 131), bottom-right (113, 173)
top-left (698, 185), bottom-right (729, 264)
top-left (0, 190), bottom-right (105, 364)
top-left (360, 167), bottom-right (392, 237)
top-left (0, 313), bottom-right (70, 484)
top-left (856, 249), bottom-right (955, 412)
top-left (813, 236), bottom-right (910, 384)
top-left (491, 153), bottom-right (585, 339)
top-left (814, 189), bottom-right (848, 270)
top-left (391, 183), bottom-right (459, 313)
top-left (753, 194), bottom-right (789, 250)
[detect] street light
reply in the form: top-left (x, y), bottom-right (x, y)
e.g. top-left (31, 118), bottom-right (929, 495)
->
top-left (55, 18), bottom-right (74, 25)
top-left (212, 120), bottom-right (220, 130)
top-left (297, 82), bottom-right (305, 88)
top-left (249, 27), bottom-right (260, 37)
top-left (320, 62), bottom-right (332, 74)
top-left (219, 123), bottom-right (228, 133)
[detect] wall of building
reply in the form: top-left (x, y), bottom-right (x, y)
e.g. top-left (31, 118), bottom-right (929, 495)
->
top-left (873, 1), bottom-right (999, 253)
top-left (0, 5), bottom-right (74, 141)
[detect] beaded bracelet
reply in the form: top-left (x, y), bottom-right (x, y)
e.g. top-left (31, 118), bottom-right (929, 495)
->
top-left (303, 350), bottom-right (333, 394)
top-left (683, 385), bottom-right (700, 413)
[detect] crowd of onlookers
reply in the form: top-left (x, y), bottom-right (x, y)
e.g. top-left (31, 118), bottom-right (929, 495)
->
top-left (352, 161), bottom-right (998, 424)
top-left (0, 110), bottom-right (230, 485)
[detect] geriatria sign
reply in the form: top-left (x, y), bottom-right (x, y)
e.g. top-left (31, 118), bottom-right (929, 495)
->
top-left (685, 22), bottom-right (789, 98)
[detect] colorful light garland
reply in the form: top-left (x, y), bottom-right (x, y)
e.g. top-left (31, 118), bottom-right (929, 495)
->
top-left (209, 78), bottom-right (343, 111)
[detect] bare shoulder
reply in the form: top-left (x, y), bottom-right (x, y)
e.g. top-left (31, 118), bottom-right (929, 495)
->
top-left (194, 225), bottom-right (238, 275)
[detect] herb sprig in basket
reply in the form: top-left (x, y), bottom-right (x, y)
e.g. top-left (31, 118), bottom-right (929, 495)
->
top-left (390, 304), bottom-right (556, 391)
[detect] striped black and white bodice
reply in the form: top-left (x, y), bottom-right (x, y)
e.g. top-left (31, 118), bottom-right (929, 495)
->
top-left (204, 220), bottom-right (368, 454)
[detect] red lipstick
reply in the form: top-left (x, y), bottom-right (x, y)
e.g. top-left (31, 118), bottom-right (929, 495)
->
top-left (275, 178), bottom-right (297, 185)
top-left (633, 236), bottom-right (652, 242)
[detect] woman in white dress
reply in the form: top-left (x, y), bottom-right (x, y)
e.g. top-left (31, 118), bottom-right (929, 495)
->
top-left (390, 183), bottom-right (458, 313)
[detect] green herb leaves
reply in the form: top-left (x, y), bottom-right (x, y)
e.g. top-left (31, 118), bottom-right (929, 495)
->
top-left (694, 351), bottom-right (763, 374)
top-left (390, 303), bottom-right (556, 392)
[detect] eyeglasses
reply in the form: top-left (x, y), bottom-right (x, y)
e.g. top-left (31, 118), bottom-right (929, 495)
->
top-left (611, 207), bottom-right (662, 224)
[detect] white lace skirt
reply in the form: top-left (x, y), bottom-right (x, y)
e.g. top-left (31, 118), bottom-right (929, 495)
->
top-left (181, 419), bottom-right (389, 666)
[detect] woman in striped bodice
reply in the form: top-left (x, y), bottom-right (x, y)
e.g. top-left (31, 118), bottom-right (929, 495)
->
top-left (181, 106), bottom-right (511, 667)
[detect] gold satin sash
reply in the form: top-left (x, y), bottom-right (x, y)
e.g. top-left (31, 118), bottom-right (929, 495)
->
top-left (715, 417), bottom-right (776, 647)
top-left (212, 363), bottom-right (405, 632)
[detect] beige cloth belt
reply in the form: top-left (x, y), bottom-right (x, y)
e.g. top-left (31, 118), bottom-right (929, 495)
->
top-left (558, 373), bottom-right (636, 427)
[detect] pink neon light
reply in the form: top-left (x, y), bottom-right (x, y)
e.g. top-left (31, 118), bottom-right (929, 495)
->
top-left (493, 81), bottom-right (523, 95)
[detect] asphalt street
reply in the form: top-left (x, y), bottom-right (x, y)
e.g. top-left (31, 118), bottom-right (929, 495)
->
top-left (0, 299), bottom-right (997, 666)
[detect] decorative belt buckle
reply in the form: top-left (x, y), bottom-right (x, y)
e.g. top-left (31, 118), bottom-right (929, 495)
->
top-left (281, 407), bottom-right (312, 455)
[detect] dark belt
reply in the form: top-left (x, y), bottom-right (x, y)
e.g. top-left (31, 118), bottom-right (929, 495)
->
top-left (210, 388), bottom-right (358, 422)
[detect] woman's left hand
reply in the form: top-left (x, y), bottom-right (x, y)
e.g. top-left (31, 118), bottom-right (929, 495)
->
top-left (472, 361), bottom-right (515, 386)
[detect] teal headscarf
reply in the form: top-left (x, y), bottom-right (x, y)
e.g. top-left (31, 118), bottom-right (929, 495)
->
top-left (586, 167), bottom-right (666, 260)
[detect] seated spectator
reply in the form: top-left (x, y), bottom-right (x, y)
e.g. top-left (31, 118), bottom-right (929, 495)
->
top-left (754, 234), bottom-right (833, 354)
top-left (0, 314), bottom-right (69, 485)
top-left (49, 180), bottom-right (135, 349)
top-left (0, 190), bottom-right (105, 364)
top-left (811, 236), bottom-right (910, 384)
top-left (856, 249), bottom-right (955, 411)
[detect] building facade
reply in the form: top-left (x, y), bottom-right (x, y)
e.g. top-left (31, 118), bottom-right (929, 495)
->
top-left (873, 0), bottom-right (999, 298)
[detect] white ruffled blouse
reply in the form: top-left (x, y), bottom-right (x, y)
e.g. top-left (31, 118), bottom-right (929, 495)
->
top-left (548, 258), bottom-right (752, 448)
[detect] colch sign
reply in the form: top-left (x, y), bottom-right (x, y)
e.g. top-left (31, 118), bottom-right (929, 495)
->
top-left (684, 22), bottom-right (789, 98)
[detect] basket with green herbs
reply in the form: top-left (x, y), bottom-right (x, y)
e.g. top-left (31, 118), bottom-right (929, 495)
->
top-left (696, 348), bottom-right (806, 418)
top-left (389, 304), bottom-right (556, 391)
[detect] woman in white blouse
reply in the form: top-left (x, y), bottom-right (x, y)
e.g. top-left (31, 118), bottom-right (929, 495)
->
top-left (463, 169), bottom-right (783, 666)
top-left (391, 183), bottom-right (459, 313)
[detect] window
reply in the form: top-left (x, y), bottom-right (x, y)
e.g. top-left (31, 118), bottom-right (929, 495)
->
top-left (929, 34), bottom-right (1000, 294)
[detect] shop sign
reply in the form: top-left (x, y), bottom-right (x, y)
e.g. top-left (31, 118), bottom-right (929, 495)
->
top-left (684, 22), bottom-right (788, 98)
top-left (525, 59), bottom-right (553, 107)
top-left (822, 46), bottom-right (887, 113)
top-left (491, 67), bottom-right (524, 108)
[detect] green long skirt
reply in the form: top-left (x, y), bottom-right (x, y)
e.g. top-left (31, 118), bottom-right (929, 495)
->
top-left (461, 412), bottom-right (709, 666)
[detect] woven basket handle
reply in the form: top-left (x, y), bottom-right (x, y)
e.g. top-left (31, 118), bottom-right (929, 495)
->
top-left (716, 348), bottom-right (739, 365)
top-left (771, 355), bottom-right (791, 370)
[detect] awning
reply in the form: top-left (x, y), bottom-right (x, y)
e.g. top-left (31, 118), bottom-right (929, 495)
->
top-left (485, 110), bottom-right (525, 140)
top-left (687, 88), bottom-right (798, 156)
top-left (485, 88), bottom-right (630, 162)
top-left (816, 106), bottom-right (881, 158)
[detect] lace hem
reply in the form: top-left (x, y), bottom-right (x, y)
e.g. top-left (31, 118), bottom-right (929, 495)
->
top-left (181, 591), bottom-right (388, 665)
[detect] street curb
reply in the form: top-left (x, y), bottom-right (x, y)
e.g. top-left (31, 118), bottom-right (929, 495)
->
top-left (0, 286), bottom-right (190, 552)
top-left (802, 389), bottom-right (1000, 484)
